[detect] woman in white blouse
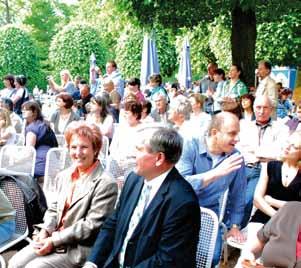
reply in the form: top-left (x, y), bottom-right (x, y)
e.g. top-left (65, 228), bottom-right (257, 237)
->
top-left (188, 93), bottom-right (211, 137)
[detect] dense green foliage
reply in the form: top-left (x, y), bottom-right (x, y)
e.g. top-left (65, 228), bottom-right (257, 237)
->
top-left (112, 0), bottom-right (301, 85)
top-left (208, 17), bottom-right (232, 71)
top-left (49, 23), bottom-right (107, 80)
top-left (24, 0), bottom-right (59, 67)
top-left (0, 25), bottom-right (43, 89)
top-left (256, 14), bottom-right (301, 66)
top-left (0, 0), bottom-right (300, 88)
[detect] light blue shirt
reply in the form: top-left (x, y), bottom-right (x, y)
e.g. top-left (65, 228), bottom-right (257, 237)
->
top-left (176, 137), bottom-right (246, 225)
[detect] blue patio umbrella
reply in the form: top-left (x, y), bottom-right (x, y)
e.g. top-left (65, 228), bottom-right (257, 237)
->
top-left (89, 52), bottom-right (97, 82)
top-left (89, 52), bottom-right (99, 95)
top-left (178, 37), bottom-right (192, 90)
top-left (140, 34), bottom-right (160, 88)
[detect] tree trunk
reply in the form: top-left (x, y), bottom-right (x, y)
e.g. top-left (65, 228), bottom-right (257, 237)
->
top-left (5, 0), bottom-right (11, 24)
top-left (231, 5), bottom-right (256, 87)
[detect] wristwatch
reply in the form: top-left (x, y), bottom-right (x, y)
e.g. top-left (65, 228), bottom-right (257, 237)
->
top-left (231, 224), bottom-right (239, 229)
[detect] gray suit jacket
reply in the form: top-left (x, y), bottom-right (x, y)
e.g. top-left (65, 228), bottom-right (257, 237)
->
top-left (256, 76), bottom-right (278, 107)
top-left (50, 110), bottom-right (80, 134)
top-left (38, 163), bottom-right (118, 265)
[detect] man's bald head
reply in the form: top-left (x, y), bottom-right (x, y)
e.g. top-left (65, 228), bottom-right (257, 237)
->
top-left (208, 112), bottom-right (239, 136)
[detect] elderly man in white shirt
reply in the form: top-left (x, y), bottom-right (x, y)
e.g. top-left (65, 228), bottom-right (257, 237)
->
top-left (237, 95), bottom-right (289, 227)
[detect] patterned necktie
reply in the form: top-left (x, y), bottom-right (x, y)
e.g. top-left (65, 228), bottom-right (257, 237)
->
top-left (119, 184), bottom-right (152, 267)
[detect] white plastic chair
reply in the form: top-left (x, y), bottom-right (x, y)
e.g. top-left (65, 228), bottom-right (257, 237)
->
top-left (98, 136), bottom-right (109, 168)
top-left (105, 157), bottom-right (136, 180)
top-left (14, 133), bottom-right (25, 146)
top-left (196, 207), bottom-right (219, 268)
top-left (0, 178), bottom-right (31, 268)
top-left (55, 134), bottom-right (66, 148)
top-left (105, 156), bottom-right (136, 198)
top-left (43, 147), bottom-right (71, 206)
top-left (0, 255), bottom-right (5, 268)
top-left (0, 145), bottom-right (36, 177)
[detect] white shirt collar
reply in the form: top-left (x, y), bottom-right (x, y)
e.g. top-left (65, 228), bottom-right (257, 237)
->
top-left (259, 76), bottom-right (269, 84)
top-left (144, 168), bottom-right (172, 208)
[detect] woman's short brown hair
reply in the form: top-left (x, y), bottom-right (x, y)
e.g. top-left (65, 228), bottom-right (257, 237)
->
top-left (124, 101), bottom-right (142, 120)
top-left (64, 121), bottom-right (103, 160)
top-left (56, 92), bottom-right (74, 109)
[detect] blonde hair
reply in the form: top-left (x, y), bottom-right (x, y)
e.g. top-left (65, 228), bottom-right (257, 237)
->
top-left (60, 69), bottom-right (73, 85)
top-left (0, 108), bottom-right (12, 128)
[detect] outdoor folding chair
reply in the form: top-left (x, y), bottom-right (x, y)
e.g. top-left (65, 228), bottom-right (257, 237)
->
top-left (106, 156), bottom-right (136, 199)
top-left (196, 207), bottom-right (219, 268)
top-left (0, 178), bottom-right (31, 268)
top-left (0, 255), bottom-right (5, 268)
top-left (55, 134), bottom-right (66, 148)
top-left (14, 133), bottom-right (25, 146)
top-left (98, 135), bottom-right (109, 168)
top-left (106, 157), bottom-right (136, 180)
top-left (43, 147), bottom-right (71, 206)
top-left (0, 145), bottom-right (36, 177)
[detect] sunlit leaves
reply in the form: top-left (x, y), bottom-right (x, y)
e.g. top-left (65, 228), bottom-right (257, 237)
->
top-left (49, 23), bottom-right (108, 80)
top-left (0, 25), bottom-right (43, 89)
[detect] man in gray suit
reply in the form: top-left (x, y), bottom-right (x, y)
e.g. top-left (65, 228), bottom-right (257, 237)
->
top-left (256, 60), bottom-right (278, 115)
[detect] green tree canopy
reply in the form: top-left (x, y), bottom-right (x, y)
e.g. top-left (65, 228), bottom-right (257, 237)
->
top-left (49, 23), bottom-right (108, 80)
top-left (24, 0), bottom-right (59, 62)
top-left (112, 0), bottom-right (301, 86)
top-left (0, 24), bottom-right (43, 89)
top-left (0, 0), bottom-right (28, 25)
top-left (256, 13), bottom-right (301, 66)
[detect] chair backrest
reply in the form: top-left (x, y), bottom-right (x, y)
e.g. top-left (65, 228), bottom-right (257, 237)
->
top-left (105, 157), bottom-right (136, 179)
top-left (14, 133), bottom-right (25, 146)
top-left (55, 134), bottom-right (66, 148)
top-left (196, 207), bottom-right (219, 268)
top-left (0, 145), bottom-right (36, 177)
top-left (43, 147), bottom-right (71, 195)
top-left (98, 136), bottom-right (109, 168)
top-left (0, 254), bottom-right (5, 268)
top-left (0, 178), bottom-right (27, 235)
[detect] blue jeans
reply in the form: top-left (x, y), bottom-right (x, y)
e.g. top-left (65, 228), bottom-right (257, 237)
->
top-left (0, 219), bottom-right (15, 244)
top-left (240, 166), bottom-right (261, 228)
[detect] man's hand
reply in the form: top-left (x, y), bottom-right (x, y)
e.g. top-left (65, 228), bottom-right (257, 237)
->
top-left (227, 227), bottom-right (246, 243)
top-left (202, 153), bottom-right (243, 187)
top-left (213, 153), bottom-right (244, 178)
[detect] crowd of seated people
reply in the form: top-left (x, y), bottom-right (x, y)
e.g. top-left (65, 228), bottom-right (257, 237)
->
top-left (0, 58), bottom-right (300, 268)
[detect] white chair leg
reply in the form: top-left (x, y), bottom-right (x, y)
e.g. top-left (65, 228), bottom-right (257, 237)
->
top-left (0, 254), bottom-right (6, 268)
